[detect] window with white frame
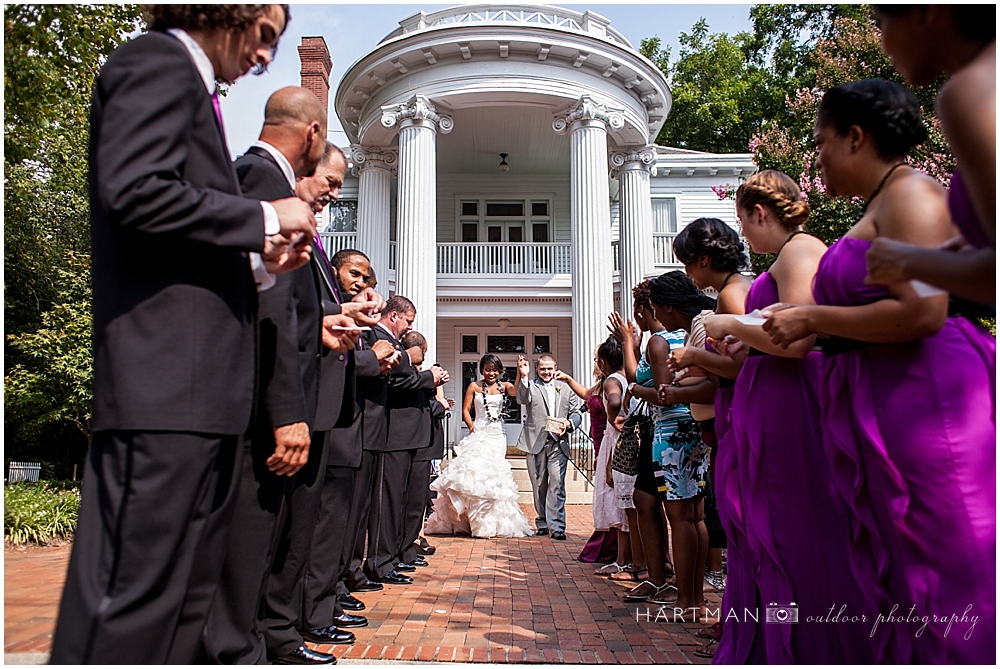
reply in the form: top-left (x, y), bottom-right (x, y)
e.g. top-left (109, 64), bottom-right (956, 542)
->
top-left (651, 198), bottom-right (677, 233)
top-left (457, 196), bottom-right (552, 243)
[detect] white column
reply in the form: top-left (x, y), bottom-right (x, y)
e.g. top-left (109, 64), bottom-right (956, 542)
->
top-left (611, 146), bottom-right (657, 319)
top-left (352, 146), bottom-right (396, 289)
top-left (554, 96), bottom-right (621, 382)
top-left (381, 95), bottom-right (453, 365)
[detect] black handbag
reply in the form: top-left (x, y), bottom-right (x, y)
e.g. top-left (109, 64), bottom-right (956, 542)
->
top-left (611, 401), bottom-right (653, 477)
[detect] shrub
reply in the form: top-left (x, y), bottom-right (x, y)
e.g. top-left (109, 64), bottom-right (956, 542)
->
top-left (4, 480), bottom-right (80, 546)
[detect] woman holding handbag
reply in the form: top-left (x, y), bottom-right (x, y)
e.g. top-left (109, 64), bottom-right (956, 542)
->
top-left (609, 280), bottom-right (697, 609)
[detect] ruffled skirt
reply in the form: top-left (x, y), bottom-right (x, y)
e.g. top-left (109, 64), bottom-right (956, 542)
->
top-left (424, 421), bottom-right (532, 539)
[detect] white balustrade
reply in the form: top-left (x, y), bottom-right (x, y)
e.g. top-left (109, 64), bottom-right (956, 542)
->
top-left (318, 237), bottom-right (677, 275)
top-left (652, 232), bottom-right (680, 267)
top-left (436, 242), bottom-right (571, 275)
top-left (318, 232), bottom-right (358, 259)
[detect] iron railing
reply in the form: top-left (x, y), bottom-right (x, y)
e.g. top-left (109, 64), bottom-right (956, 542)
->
top-left (568, 426), bottom-right (596, 485)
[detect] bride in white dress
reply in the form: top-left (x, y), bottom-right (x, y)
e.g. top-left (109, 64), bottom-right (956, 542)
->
top-left (424, 354), bottom-right (532, 538)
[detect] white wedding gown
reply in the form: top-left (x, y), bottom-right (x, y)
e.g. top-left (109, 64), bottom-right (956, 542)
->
top-left (424, 392), bottom-right (532, 538)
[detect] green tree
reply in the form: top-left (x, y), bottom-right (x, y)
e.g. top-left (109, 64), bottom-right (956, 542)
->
top-left (751, 11), bottom-right (954, 263)
top-left (643, 20), bottom-right (785, 154)
top-left (6, 252), bottom-right (94, 445)
top-left (4, 5), bottom-right (141, 472)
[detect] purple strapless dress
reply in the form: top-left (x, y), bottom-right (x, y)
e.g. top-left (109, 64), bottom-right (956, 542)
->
top-left (813, 236), bottom-right (996, 663)
top-left (714, 273), bottom-right (873, 664)
top-left (949, 170), bottom-right (992, 249)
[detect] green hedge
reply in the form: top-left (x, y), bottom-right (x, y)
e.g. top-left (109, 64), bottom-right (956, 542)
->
top-left (5, 481), bottom-right (81, 546)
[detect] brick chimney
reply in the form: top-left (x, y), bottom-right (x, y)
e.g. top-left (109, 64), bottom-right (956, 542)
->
top-left (298, 36), bottom-right (332, 118)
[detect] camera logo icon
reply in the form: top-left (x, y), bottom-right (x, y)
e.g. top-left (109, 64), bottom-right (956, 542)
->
top-left (765, 602), bottom-right (799, 624)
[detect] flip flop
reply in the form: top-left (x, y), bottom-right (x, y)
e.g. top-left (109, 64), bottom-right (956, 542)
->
top-left (621, 580), bottom-right (662, 602)
top-left (693, 639), bottom-right (718, 659)
top-left (610, 568), bottom-right (649, 583)
top-left (594, 561), bottom-right (626, 576)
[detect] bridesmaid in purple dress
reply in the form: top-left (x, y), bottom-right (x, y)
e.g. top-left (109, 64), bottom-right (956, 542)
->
top-left (764, 79), bottom-right (995, 663)
top-left (865, 5), bottom-right (995, 303)
top-left (703, 170), bottom-right (872, 663)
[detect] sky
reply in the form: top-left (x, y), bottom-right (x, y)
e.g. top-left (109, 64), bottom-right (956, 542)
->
top-left (218, 2), bottom-right (756, 158)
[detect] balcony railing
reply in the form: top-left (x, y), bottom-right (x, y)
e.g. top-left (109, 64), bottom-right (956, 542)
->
top-left (437, 242), bottom-right (571, 275)
top-left (316, 234), bottom-right (682, 276)
top-left (318, 232), bottom-right (357, 259)
top-left (652, 232), bottom-right (679, 266)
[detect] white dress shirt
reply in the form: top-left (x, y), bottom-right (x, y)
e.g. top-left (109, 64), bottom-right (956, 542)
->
top-left (166, 28), bottom-right (279, 291)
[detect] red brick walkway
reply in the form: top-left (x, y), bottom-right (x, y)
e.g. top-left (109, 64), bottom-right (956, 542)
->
top-left (5, 505), bottom-right (717, 663)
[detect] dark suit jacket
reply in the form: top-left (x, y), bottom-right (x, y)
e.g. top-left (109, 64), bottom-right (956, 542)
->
top-left (385, 354), bottom-right (436, 453)
top-left (356, 326), bottom-right (395, 452)
top-left (90, 31), bottom-right (265, 434)
top-left (235, 148), bottom-right (343, 435)
top-left (414, 394), bottom-right (447, 462)
top-left (325, 337), bottom-right (383, 468)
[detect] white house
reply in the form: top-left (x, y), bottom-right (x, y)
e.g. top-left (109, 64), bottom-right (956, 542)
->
top-left (304, 5), bottom-right (755, 447)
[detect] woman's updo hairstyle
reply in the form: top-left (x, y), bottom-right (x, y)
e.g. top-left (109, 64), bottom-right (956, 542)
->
top-left (649, 271), bottom-right (717, 316)
top-left (817, 79), bottom-right (928, 159)
top-left (735, 170), bottom-right (810, 231)
top-left (632, 279), bottom-right (652, 312)
top-left (597, 335), bottom-right (624, 372)
top-left (673, 218), bottom-right (748, 273)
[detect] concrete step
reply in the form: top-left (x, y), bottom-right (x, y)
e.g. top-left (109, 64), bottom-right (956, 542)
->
top-left (507, 454), bottom-right (593, 505)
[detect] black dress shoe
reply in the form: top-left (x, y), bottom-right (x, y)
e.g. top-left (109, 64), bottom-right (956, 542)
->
top-left (351, 578), bottom-right (383, 593)
top-left (395, 562), bottom-right (416, 572)
top-left (380, 570), bottom-right (413, 585)
top-left (338, 593), bottom-right (366, 611)
top-left (411, 556), bottom-right (429, 567)
top-left (332, 612), bottom-right (369, 628)
top-left (415, 538), bottom-right (436, 555)
top-left (535, 528), bottom-right (548, 536)
top-left (301, 626), bottom-right (355, 645)
top-left (551, 531), bottom-right (567, 540)
top-left (273, 645), bottom-right (336, 664)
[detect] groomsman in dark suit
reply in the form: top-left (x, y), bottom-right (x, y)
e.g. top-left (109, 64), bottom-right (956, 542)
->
top-left (301, 250), bottom-right (399, 635)
top-left (395, 332), bottom-right (452, 568)
top-left (202, 89), bottom-right (372, 665)
top-left (364, 300), bottom-right (449, 583)
top-left (51, 7), bottom-right (322, 665)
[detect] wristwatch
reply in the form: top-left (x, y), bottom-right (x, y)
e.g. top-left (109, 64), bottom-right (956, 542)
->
top-left (627, 382), bottom-right (637, 395)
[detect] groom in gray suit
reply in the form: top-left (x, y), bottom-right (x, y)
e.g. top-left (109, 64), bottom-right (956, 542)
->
top-left (514, 355), bottom-right (582, 540)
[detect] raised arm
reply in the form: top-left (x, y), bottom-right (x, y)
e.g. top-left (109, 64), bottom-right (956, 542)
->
top-left (514, 355), bottom-right (531, 404)
top-left (554, 371), bottom-right (591, 399)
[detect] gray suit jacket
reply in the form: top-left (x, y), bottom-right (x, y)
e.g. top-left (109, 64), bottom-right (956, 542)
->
top-left (515, 378), bottom-right (582, 456)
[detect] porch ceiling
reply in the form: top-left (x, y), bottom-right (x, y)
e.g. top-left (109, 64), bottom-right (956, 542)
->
top-left (436, 105), bottom-right (569, 175)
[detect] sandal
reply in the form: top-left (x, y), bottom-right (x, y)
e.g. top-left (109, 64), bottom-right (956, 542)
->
top-left (695, 623), bottom-right (718, 640)
top-left (594, 561), bottom-right (626, 576)
top-left (693, 638), bottom-right (718, 659)
top-left (645, 583), bottom-right (679, 606)
top-left (622, 580), bottom-right (662, 602)
top-left (610, 568), bottom-right (649, 583)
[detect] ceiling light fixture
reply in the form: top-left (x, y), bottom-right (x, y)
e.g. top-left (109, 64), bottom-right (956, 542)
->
top-left (498, 153), bottom-right (509, 172)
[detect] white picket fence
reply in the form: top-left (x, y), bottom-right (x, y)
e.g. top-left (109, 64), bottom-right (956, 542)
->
top-left (7, 461), bottom-right (41, 482)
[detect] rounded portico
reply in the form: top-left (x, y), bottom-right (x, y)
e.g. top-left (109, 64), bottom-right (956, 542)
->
top-left (335, 5), bottom-right (672, 380)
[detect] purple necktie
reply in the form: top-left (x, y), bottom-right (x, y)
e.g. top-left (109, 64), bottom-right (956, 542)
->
top-left (211, 89), bottom-right (227, 145)
top-left (314, 234), bottom-right (342, 303)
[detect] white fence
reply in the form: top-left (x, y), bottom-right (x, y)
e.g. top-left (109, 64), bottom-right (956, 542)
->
top-left (7, 461), bottom-right (41, 482)
top-left (436, 242), bottom-right (572, 275)
top-left (316, 235), bottom-right (681, 276)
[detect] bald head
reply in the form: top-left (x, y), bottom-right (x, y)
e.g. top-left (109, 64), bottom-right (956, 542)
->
top-left (258, 86), bottom-right (327, 178)
top-left (263, 86), bottom-right (325, 128)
